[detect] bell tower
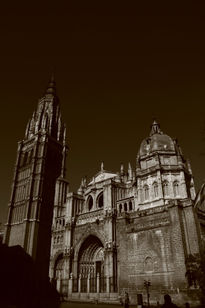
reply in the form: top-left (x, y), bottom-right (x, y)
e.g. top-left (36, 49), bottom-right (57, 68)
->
top-left (4, 75), bottom-right (67, 279)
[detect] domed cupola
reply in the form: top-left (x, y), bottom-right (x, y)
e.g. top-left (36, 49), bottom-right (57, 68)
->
top-left (139, 120), bottom-right (175, 158)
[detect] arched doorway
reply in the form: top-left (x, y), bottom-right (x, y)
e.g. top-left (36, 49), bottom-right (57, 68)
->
top-left (78, 235), bottom-right (105, 293)
top-left (78, 235), bottom-right (104, 278)
top-left (54, 253), bottom-right (64, 292)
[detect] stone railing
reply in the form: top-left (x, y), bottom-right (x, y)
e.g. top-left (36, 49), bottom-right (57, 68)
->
top-left (76, 209), bottom-right (104, 225)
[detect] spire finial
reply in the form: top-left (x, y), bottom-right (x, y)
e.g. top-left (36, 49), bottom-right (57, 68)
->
top-left (150, 119), bottom-right (162, 136)
top-left (120, 163), bottom-right (124, 175)
top-left (46, 72), bottom-right (56, 95)
top-left (128, 162), bottom-right (132, 180)
top-left (101, 161), bottom-right (104, 172)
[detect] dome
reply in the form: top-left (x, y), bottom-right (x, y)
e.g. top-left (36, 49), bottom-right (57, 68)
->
top-left (139, 121), bottom-right (175, 157)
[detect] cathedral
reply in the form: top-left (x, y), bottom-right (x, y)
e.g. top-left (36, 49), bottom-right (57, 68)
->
top-left (4, 77), bottom-right (205, 305)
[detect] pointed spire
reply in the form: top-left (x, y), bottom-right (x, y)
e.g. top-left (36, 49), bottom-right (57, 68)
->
top-left (120, 163), bottom-right (124, 175)
top-left (25, 119), bottom-right (31, 138)
top-left (83, 176), bottom-right (87, 187)
top-left (150, 119), bottom-right (162, 136)
top-left (45, 73), bottom-right (56, 95)
top-left (128, 162), bottom-right (132, 180)
top-left (63, 124), bottom-right (67, 145)
top-left (101, 161), bottom-right (104, 172)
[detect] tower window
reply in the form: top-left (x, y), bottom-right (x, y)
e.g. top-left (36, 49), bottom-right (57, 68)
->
top-left (129, 201), bottom-right (133, 211)
top-left (23, 152), bottom-right (28, 166)
top-left (173, 181), bottom-right (179, 197)
top-left (29, 149), bottom-right (34, 163)
top-left (163, 181), bottom-right (169, 196)
top-left (119, 204), bottom-right (122, 213)
top-left (144, 185), bottom-right (149, 201)
top-left (20, 153), bottom-right (24, 167)
top-left (153, 182), bottom-right (158, 198)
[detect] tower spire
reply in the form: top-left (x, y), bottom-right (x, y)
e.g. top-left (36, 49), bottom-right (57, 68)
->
top-left (45, 72), bottom-right (56, 95)
top-left (128, 162), bottom-right (132, 180)
top-left (4, 75), bottom-right (66, 280)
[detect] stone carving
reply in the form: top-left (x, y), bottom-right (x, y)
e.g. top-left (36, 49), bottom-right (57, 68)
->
top-left (64, 246), bottom-right (74, 258)
top-left (65, 217), bottom-right (76, 230)
top-left (104, 208), bottom-right (117, 219)
top-left (104, 240), bottom-right (117, 252)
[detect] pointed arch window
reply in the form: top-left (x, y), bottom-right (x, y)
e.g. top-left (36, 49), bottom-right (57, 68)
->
top-left (97, 192), bottom-right (103, 208)
top-left (144, 185), bottom-right (149, 201)
top-left (153, 182), bottom-right (158, 198)
top-left (144, 257), bottom-right (153, 272)
top-left (163, 181), bottom-right (169, 196)
top-left (173, 181), bottom-right (179, 197)
top-left (87, 195), bottom-right (93, 211)
top-left (119, 204), bottom-right (122, 213)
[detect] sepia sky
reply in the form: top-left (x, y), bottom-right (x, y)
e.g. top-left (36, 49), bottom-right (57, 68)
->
top-left (0, 2), bottom-right (205, 223)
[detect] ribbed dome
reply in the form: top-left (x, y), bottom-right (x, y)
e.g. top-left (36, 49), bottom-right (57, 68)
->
top-left (139, 121), bottom-right (175, 157)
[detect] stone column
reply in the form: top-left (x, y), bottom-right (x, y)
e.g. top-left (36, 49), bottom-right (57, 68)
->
top-left (106, 276), bottom-right (110, 293)
top-left (87, 273), bottom-right (90, 293)
top-left (97, 273), bottom-right (100, 293)
top-left (57, 279), bottom-right (61, 293)
top-left (72, 258), bottom-right (78, 278)
top-left (68, 273), bottom-right (73, 294)
top-left (78, 274), bottom-right (81, 293)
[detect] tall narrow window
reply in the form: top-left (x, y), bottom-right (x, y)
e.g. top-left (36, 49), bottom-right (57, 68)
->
top-left (129, 201), bottom-right (133, 211)
top-left (144, 185), bottom-right (149, 201)
top-left (23, 152), bottom-right (28, 166)
top-left (124, 203), bottom-right (127, 212)
top-left (163, 181), bottom-right (169, 196)
top-left (119, 204), bottom-right (122, 213)
top-left (173, 181), bottom-right (179, 197)
top-left (29, 149), bottom-right (34, 163)
top-left (153, 182), bottom-right (158, 198)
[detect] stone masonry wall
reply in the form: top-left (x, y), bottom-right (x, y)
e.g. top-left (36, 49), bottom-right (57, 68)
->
top-left (116, 205), bottom-right (190, 301)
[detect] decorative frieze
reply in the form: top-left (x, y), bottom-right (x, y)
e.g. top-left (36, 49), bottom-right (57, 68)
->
top-left (126, 216), bottom-right (170, 233)
top-left (76, 209), bottom-right (104, 225)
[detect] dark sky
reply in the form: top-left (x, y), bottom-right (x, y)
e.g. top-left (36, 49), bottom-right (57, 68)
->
top-left (1, 2), bottom-right (205, 223)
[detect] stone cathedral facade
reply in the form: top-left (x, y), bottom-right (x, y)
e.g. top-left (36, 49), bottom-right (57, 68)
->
top-left (4, 79), bottom-right (205, 305)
